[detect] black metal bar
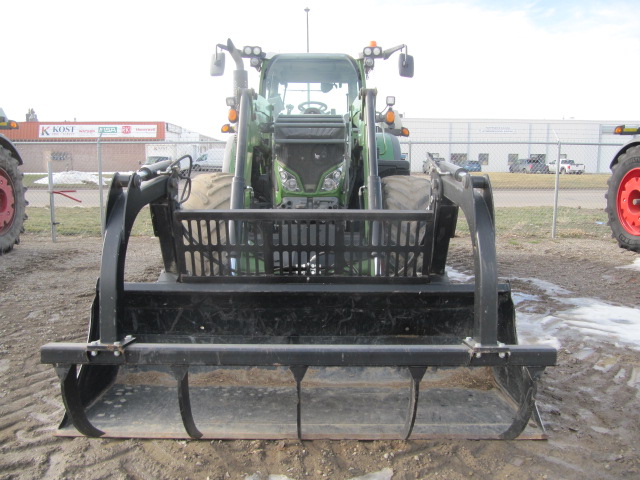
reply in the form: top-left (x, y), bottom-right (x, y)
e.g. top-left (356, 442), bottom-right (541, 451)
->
top-left (170, 365), bottom-right (203, 439)
top-left (177, 209), bottom-right (434, 222)
top-left (437, 166), bottom-right (499, 346)
top-left (403, 366), bottom-right (427, 440)
top-left (289, 366), bottom-right (308, 440)
top-left (100, 173), bottom-right (172, 344)
top-left (230, 88), bottom-right (251, 211)
top-left (55, 365), bottom-right (104, 437)
top-left (42, 343), bottom-right (557, 368)
top-left (128, 277), bottom-right (492, 292)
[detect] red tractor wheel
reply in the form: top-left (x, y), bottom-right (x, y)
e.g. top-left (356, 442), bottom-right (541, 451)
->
top-left (606, 145), bottom-right (640, 252)
top-left (0, 146), bottom-right (26, 254)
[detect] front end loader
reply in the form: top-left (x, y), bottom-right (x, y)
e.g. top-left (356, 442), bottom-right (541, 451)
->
top-left (41, 40), bottom-right (556, 440)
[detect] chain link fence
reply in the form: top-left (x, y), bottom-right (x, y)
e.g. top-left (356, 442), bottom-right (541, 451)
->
top-left (14, 137), bottom-right (625, 243)
top-left (399, 139), bottom-right (625, 241)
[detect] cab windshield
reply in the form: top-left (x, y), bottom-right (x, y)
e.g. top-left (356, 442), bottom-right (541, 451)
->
top-left (262, 55), bottom-right (360, 116)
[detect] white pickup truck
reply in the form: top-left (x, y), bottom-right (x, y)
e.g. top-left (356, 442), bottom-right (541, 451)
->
top-left (547, 159), bottom-right (585, 174)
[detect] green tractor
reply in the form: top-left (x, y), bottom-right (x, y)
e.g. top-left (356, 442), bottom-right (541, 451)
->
top-left (41, 40), bottom-right (555, 440)
top-left (189, 40), bottom-right (414, 217)
top-left (0, 109), bottom-right (27, 254)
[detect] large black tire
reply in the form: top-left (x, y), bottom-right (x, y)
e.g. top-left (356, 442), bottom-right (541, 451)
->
top-left (0, 146), bottom-right (27, 254)
top-left (181, 172), bottom-right (234, 274)
top-left (381, 175), bottom-right (431, 274)
top-left (606, 145), bottom-right (640, 253)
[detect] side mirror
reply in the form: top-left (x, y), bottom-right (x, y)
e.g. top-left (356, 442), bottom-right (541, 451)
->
top-left (210, 52), bottom-right (226, 76)
top-left (398, 53), bottom-right (414, 78)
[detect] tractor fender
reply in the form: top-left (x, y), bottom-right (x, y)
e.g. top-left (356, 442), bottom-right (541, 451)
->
top-left (609, 138), bottom-right (640, 170)
top-left (0, 133), bottom-right (23, 165)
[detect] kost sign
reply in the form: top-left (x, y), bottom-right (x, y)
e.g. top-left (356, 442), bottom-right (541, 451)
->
top-left (39, 124), bottom-right (159, 138)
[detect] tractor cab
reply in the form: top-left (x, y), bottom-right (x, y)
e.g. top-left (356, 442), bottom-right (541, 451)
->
top-left (262, 54), bottom-right (360, 208)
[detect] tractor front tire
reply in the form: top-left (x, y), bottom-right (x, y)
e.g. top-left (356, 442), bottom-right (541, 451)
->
top-left (606, 145), bottom-right (640, 253)
top-left (181, 172), bottom-right (234, 274)
top-left (381, 175), bottom-right (431, 275)
top-left (0, 146), bottom-right (27, 254)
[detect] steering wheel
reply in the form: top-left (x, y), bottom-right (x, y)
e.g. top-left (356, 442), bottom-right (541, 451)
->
top-left (298, 101), bottom-right (328, 114)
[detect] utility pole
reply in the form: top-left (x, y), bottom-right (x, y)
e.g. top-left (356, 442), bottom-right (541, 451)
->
top-left (305, 7), bottom-right (310, 104)
top-left (305, 7), bottom-right (310, 53)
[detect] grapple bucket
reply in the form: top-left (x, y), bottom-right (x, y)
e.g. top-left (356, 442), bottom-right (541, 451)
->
top-left (41, 165), bottom-right (556, 440)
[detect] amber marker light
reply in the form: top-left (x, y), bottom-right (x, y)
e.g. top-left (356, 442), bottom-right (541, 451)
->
top-left (385, 110), bottom-right (395, 125)
top-left (221, 124), bottom-right (235, 133)
top-left (228, 108), bottom-right (238, 123)
top-left (401, 127), bottom-right (410, 137)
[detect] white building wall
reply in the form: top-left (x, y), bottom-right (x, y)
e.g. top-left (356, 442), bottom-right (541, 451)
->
top-left (401, 118), bottom-right (636, 173)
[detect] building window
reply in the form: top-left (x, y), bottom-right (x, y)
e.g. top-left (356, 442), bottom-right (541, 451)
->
top-left (508, 153), bottom-right (518, 166)
top-left (478, 153), bottom-right (489, 165)
top-left (450, 153), bottom-right (467, 165)
top-left (51, 152), bottom-right (71, 161)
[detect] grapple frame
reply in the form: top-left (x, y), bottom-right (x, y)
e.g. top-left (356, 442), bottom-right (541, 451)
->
top-left (41, 160), bottom-right (556, 440)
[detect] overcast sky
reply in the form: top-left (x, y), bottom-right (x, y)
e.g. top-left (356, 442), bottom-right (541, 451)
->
top-left (3, 0), bottom-right (639, 136)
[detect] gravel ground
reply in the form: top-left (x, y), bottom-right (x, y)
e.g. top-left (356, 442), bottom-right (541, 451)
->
top-left (1, 233), bottom-right (639, 480)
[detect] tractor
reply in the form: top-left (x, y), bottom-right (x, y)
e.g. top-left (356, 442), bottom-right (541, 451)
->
top-left (0, 108), bottom-right (26, 254)
top-left (606, 124), bottom-right (640, 252)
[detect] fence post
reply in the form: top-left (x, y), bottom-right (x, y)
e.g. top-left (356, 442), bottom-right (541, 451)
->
top-left (551, 139), bottom-right (562, 238)
top-left (97, 133), bottom-right (105, 236)
top-left (47, 161), bottom-right (57, 242)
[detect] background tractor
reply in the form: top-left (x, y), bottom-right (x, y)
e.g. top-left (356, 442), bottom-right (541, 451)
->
top-left (0, 108), bottom-right (27, 254)
top-left (606, 125), bottom-right (640, 253)
top-left (41, 40), bottom-right (555, 440)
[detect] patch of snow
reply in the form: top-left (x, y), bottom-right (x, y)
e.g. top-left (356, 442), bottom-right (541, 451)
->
top-left (35, 171), bottom-right (109, 186)
top-left (349, 469), bottom-right (394, 480)
top-left (516, 312), bottom-right (562, 350)
top-left (445, 266), bottom-right (473, 283)
top-left (617, 257), bottom-right (640, 272)
top-left (243, 470), bottom-right (393, 480)
top-left (512, 291), bottom-right (542, 306)
top-left (512, 277), bottom-right (640, 351)
top-left (513, 277), bottom-right (571, 296)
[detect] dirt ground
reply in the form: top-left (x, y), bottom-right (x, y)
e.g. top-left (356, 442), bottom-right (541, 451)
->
top-left (1, 233), bottom-right (639, 480)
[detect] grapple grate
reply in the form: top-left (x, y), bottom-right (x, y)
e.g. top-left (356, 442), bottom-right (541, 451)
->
top-left (174, 209), bottom-right (436, 280)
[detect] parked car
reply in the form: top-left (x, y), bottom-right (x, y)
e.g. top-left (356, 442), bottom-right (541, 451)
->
top-left (461, 160), bottom-right (482, 172)
top-left (194, 149), bottom-right (224, 172)
top-left (547, 159), bottom-right (585, 174)
top-left (509, 158), bottom-right (549, 174)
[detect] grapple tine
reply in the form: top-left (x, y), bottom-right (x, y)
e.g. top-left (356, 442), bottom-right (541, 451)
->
top-left (55, 365), bottom-right (104, 437)
top-left (403, 366), bottom-right (427, 440)
top-left (499, 367), bottom-right (539, 440)
top-left (289, 366), bottom-right (308, 441)
top-left (170, 365), bottom-right (202, 439)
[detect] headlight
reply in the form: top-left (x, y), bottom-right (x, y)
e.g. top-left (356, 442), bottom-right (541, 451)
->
top-left (372, 46), bottom-right (382, 56)
top-left (363, 47), bottom-right (373, 56)
top-left (278, 165), bottom-right (301, 192)
top-left (321, 167), bottom-right (343, 192)
top-left (243, 46), bottom-right (252, 55)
